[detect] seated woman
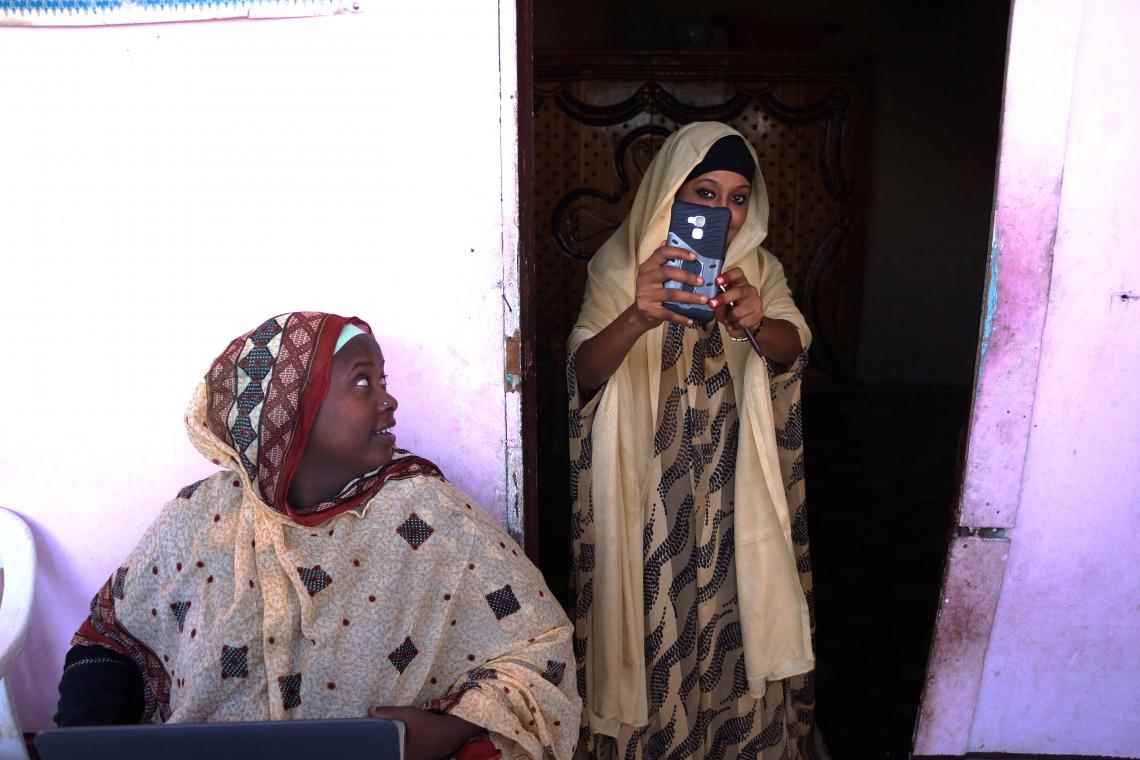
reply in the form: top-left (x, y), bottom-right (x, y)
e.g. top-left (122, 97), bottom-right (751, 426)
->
top-left (55, 311), bottom-right (580, 760)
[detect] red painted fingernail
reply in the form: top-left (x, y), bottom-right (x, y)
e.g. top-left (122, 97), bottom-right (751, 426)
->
top-left (710, 299), bottom-right (719, 308)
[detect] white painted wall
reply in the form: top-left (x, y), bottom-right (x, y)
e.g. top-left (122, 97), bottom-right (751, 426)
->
top-left (0, 6), bottom-right (513, 730)
top-left (968, 0), bottom-right (1140, 754)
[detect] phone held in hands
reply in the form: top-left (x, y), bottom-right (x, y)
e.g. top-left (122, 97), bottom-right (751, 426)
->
top-left (663, 199), bottom-right (731, 324)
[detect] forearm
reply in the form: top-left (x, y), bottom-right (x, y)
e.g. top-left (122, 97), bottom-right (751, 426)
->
top-left (55, 645), bottom-right (144, 726)
top-left (423, 712), bottom-right (483, 760)
top-left (574, 305), bottom-right (652, 400)
top-left (752, 318), bottom-right (803, 369)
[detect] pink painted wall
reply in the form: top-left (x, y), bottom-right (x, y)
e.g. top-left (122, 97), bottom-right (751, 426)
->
top-left (968, 0), bottom-right (1140, 754)
top-left (918, 1), bottom-right (1140, 756)
top-left (0, 9), bottom-right (514, 731)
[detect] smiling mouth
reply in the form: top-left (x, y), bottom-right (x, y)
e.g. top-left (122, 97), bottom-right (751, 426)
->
top-left (371, 423), bottom-right (396, 443)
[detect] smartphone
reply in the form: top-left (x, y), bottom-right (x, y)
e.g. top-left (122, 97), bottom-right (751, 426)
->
top-left (663, 199), bottom-right (732, 323)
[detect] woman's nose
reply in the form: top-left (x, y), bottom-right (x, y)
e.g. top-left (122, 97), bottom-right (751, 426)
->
top-left (381, 392), bottom-right (398, 413)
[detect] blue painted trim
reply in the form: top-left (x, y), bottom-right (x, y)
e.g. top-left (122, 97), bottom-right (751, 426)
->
top-left (978, 234), bottom-right (1001, 366)
top-left (1, 0), bottom-right (302, 9)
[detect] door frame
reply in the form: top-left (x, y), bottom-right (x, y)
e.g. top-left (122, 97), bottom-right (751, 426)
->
top-left (913, 0), bottom-right (1082, 754)
top-left (503, 0), bottom-right (540, 561)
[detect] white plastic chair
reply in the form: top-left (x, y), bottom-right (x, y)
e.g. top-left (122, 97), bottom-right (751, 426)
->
top-left (0, 508), bottom-right (35, 760)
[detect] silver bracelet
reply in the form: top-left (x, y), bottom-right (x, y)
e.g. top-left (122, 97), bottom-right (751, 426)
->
top-left (728, 317), bottom-right (765, 342)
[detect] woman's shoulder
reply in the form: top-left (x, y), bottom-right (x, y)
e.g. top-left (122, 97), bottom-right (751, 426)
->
top-left (381, 474), bottom-right (521, 549)
top-left (752, 244), bottom-right (794, 289)
top-left (361, 474), bottom-right (549, 603)
top-left (109, 471), bottom-right (240, 584)
top-left (150, 470), bottom-right (243, 529)
top-left (172, 470), bottom-right (242, 505)
top-left (754, 244), bottom-right (782, 268)
top-left (413, 476), bottom-right (510, 533)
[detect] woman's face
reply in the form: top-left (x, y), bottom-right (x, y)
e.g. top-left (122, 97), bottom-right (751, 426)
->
top-left (675, 169), bottom-right (752, 244)
top-left (304, 334), bottom-right (399, 479)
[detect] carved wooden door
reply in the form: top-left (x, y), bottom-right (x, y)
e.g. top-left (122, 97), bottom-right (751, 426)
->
top-left (529, 52), bottom-right (869, 589)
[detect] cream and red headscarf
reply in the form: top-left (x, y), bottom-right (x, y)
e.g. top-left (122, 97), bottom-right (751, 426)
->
top-left (196, 312), bottom-right (438, 526)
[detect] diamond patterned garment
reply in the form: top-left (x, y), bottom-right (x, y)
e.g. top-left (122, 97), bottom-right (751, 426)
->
top-left (72, 459), bottom-right (580, 759)
top-left (396, 513), bottom-right (435, 550)
top-left (569, 324), bottom-right (816, 760)
top-left (296, 566), bottom-right (333, 597)
top-left (69, 311), bottom-right (581, 759)
top-left (220, 645), bottom-right (249, 680)
top-left (388, 637), bottom-right (420, 674)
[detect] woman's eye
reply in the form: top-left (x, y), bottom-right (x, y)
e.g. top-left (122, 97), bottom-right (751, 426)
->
top-left (379, 374), bottom-right (389, 388)
top-left (696, 188), bottom-right (715, 200)
top-left (354, 376), bottom-right (370, 388)
top-left (732, 194), bottom-right (749, 205)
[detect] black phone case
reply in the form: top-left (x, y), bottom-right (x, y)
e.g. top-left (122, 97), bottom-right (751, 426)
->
top-left (663, 200), bottom-right (732, 323)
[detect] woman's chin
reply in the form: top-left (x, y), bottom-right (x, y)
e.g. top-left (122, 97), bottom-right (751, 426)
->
top-left (366, 433), bottom-right (396, 468)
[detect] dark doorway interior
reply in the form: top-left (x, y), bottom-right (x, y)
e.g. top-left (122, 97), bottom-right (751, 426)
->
top-left (523, 2), bottom-right (1012, 756)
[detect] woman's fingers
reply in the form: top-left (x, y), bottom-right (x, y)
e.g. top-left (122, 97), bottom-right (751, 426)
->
top-left (642, 249), bottom-right (703, 288)
top-left (634, 245), bottom-right (713, 328)
top-left (711, 285), bottom-right (751, 306)
top-left (644, 286), bottom-right (708, 306)
top-left (732, 306), bottom-right (764, 329)
top-left (640, 300), bottom-right (697, 326)
top-left (659, 309), bottom-right (697, 327)
top-left (643, 265), bottom-right (703, 288)
top-left (638, 289), bottom-right (705, 326)
top-left (712, 302), bottom-right (732, 325)
top-left (716, 266), bottom-right (748, 288)
top-left (672, 266), bottom-right (706, 288)
top-left (647, 244), bottom-right (696, 268)
top-left (707, 272), bottom-right (765, 331)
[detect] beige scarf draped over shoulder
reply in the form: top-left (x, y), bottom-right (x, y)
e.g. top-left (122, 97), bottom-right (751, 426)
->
top-left (568, 122), bottom-right (815, 736)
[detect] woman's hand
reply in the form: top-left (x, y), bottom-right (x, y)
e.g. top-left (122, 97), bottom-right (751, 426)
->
top-left (633, 244), bottom-right (708, 330)
top-left (368, 706), bottom-right (483, 760)
top-left (709, 266), bottom-right (764, 338)
top-left (574, 244), bottom-right (708, 398)
top-left (707, 267), bottom-right (804, 366)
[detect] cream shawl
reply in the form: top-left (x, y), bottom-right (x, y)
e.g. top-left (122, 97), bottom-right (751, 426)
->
top-left (568, 122), bottom-right (815, 735)
top-left (73, 386), bottom-right (582, 758)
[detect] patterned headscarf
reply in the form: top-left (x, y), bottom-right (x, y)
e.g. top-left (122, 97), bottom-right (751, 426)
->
top-left (194, 311), bottom-right (437, 527)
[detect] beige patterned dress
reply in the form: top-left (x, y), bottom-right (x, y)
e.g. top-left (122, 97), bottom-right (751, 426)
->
top-left (70, 311), bottom-right (582, 760)
top-left (75, 464), bottom-right (582, 759)
top-left (570, 322), bottom-right (815, 760)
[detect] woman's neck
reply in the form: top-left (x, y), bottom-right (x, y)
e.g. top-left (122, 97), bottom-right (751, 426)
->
top-left (287, 464), bottom-right (351, 512)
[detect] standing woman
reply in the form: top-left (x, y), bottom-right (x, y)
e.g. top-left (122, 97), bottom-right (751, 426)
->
top-left (568, 122), bottom-right (816, 759)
